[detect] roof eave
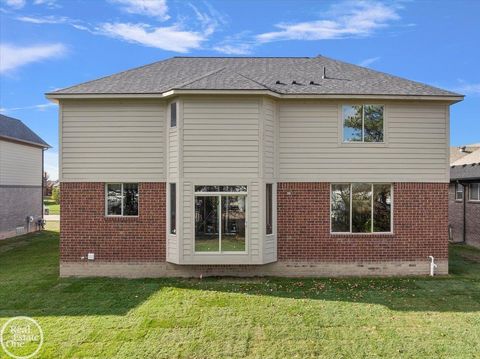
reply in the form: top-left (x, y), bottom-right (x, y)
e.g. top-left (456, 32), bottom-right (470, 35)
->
top-left (46, 90), bottom-right (464, 103)
top-left (0, 135), bottom-right (51, 149)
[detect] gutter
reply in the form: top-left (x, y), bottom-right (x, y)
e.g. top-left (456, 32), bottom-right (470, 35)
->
top-left (45, 90), bottom-right (465, 104)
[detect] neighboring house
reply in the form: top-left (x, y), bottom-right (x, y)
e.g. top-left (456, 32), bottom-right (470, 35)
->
top-left (449, 145), bottom-right (480, 247)
top-left (46, 56), bottom-right (463, 278)
top-left (0, 115), bottom-right (50, 239)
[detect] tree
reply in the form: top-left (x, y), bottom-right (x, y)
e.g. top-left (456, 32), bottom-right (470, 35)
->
top-left (52, 186), bottom-right (60, 204)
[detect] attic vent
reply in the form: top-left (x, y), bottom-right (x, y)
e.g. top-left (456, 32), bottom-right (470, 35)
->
top-left (275, 80), bottom-right (285, 85)
top-left (292, 80), bottom-right (299, 85)
top-left (309, 81), bottom-right (319, 85)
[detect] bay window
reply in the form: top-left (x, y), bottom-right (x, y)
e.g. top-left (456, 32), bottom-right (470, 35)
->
top-left (331, 183), bottom-right (392, 233)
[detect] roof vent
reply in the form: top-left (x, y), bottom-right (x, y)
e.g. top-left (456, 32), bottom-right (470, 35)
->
top-left (292, 80), bottom-right (300, 85)
top-left (309, 81), bottom-right (319, 85)
top-left (322, 66), bottom-right (327, 79)
top-left (459, 146), bottom-right (467, 153)
top-left (275, 80), bottom-right (285, 85)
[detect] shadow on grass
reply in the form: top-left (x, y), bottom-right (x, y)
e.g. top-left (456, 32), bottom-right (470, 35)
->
top-left (1, 230), bottom-right (479, 318)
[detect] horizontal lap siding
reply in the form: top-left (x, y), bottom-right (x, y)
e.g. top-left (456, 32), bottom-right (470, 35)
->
top-left (263, 99), bottom-right (275, 179)
top-left (278, 101), bottom-right (448, 182)
top-left (0, 140), bottom-right (42, 186)
top-left (61, 100), bottom-right (165, 182)
top-left (182, 99), bottom-right (260, 177)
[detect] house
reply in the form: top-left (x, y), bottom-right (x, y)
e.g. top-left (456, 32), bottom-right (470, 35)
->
top-left (46, 56), bottom-right (463, 278)
top-left (0, 114), bottom-right (50, 239)
top-left (449, 145), bottom-right (480, 247)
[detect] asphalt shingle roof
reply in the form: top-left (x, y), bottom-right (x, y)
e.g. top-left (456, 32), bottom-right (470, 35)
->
top-left (48, 56), bottom-right (462, 97)
top-left (0, 114), bottom-right (50, 148)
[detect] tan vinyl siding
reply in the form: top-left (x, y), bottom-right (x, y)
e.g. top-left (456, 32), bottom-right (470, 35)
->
top-left (0, 140), bottom-right (42, 186)
top-left (182, 98), bottom-right (260, 177)
top-left (61, 99), bottom-right (165, 182)
top-left (263, 98), bottom-right (276, 179)
top-left (278, 101), bottom-right (449, 182)
top-left (168, 128), bottom-right (179, 178)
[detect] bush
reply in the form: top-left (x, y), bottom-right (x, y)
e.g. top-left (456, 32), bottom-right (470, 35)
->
top-left (52, 187), bottom-right (60, 204)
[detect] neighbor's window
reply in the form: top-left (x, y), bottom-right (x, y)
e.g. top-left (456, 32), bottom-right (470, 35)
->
top-left (106, 183), bottom-right (138, 216)
top-left (469, 183), bottom-right (480, 201)
top-left (266, 184), bottom-right (273, 235)
top-left (331, 183), bottom-right (392, 233)
top-left (455, 183), bottom-right (464, 201)
top-left (170, 183), bottom-right (176, 234)
top-left (343, 105), bottom-right (384, 143)
top-left (170, 102), bottom-right (177, 127)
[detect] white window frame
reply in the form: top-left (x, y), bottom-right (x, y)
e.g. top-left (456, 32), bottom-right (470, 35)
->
top-left (170, 102), bottom-right (177, 128)
top-left (105, 183), bottom-right (139, 217)
top-left (340, 104), bottom-right (386, 145)
top-left (193, 185), bottom-right (248, 254)
top-left (330, 183), bottom-right (393, 234)
top-left (455, 183), bottom-right (464, 201)
top-left (468, 183), bottom-right (480, 202)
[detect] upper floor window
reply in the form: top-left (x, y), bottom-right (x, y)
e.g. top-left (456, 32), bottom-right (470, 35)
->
top-left (106, 183), bottom-right (138, 216)
top-left (455, 183), bottom-right (464, 201)
top-left (331, 183), bottom-right (392, 233)
top-left (343, 105), bottom-right (384, 143)
top-left (170, 102), bottom-right (177, 128)
top-left (469, 183), bottom-right (480, 201)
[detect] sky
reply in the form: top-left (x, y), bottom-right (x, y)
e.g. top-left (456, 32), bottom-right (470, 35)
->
top-left (1, 0), bottom-right (479, 181)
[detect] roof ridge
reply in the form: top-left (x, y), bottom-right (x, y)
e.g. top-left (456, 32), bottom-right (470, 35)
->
top-left (48, 57), bottom-right (174, 94)
top-left (312, 56), bottom-right (463, 97)
top-left (232, 70), bottom-right (273, 91)
top-left (173, 56), bottom-right (311, 59)
top-left (176, 67), bottom-right (227, 89)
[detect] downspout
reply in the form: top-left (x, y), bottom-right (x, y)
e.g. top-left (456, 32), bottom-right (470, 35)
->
top-left (42, 148), bottom-right (45, 221)
top-left (462, 181), bottom-right (466, 244)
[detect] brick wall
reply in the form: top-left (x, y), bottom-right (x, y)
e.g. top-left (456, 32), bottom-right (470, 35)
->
top-left (60, 182), bottom-right (165, 262)
top-left (277, 182), bottom-right (448, 262)
top-left (449, 183), bottom-right (480, 248)
top-left (0, 186), bottom-right (42, 240)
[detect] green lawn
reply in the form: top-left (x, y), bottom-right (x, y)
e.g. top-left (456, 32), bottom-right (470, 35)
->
top-left (43, 197), bottom-right (60, 215)
top-left (1, 227), bottom-right (479, 358)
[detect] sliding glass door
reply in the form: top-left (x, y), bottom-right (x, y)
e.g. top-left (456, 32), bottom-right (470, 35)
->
top-left (194, 186), bottom-right (247, 253)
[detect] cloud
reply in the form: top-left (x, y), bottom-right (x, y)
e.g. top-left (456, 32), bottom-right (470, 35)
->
top-left (98, 22), bottom-right (205, 52)
top-left (33, 0), bottom-right (59, 8)
top-left (213, 44), bottom-right (252, 55)
top-left (111, 0), bottom-right (169, 20)
top-left (16, 15), bottom-right (69, 24)
top-left (3, 0), bottom-right (25, 9)
top-left (0, 43), bottom-right (67, 73)
top-left (188, 2), bottom-right (226, 36)
top-left (358, 56), bottom-right (380, 67)
top-left (256, 0), bottom-right (401, 43)
top-left (452, 82), bottom-right (480, 96)
top-left (0, 102), bottom-right (57, 113)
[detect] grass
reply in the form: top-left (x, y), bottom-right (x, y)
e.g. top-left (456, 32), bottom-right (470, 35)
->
top-left (0, 227), bottom-right (479, 358)
top-left (195, 237), bottom-right (246, 252)
top-left (43, 196), bottom-right (60, 215)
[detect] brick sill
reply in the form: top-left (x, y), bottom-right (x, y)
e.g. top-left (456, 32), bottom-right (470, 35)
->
top-left (330, 233), bottom-right (395, 239)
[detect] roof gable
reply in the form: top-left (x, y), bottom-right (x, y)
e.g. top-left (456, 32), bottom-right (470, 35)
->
top-left (0, 114), bottom-right (50, 148)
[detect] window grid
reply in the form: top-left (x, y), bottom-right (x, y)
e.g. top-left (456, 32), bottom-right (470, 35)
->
top-left (331, 183), bottom-right (392, 234)
top-left (105, 183), bottom-right (139, 217)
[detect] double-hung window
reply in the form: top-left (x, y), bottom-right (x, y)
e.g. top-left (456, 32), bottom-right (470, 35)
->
top-left (331, 183), bottom-right (392, 233)
top-left (343, 105), bottom-right (384, 143)
top-left (469, 183), bottom-right (480, 201)
top-left (106, 183), bottom-right (138, 216)
top-left (455, 183), bottom-right (464, 201)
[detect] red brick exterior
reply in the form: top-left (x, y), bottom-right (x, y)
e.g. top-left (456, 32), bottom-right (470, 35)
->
top-left (448, 183), bottom-right (480, 247)
top-left (277, 182), bottom-right (449, 261)
top-left (61, 182), bottom-right (448, 267)
top-left (60, 182), bottom-right (166, 262)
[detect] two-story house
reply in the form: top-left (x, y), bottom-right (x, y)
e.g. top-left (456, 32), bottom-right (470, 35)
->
top-left (46, 56), bottom-right (463, 277)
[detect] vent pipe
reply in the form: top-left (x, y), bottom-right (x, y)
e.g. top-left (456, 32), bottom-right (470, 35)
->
top-left (322, 66), bottom-right (326, 79)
